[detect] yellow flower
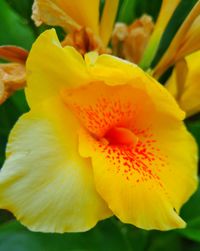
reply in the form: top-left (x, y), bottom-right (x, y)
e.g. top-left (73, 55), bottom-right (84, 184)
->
top-left (153, 1), bottom-right (200, 78)
top-left (166, 50), bottom-right (200, 117)
top-left (140, 0), bottom-right (180, 69)
top-left (112, 15), bottom-right (154, 64)
top-left (32, 0), bottom-right (119, 54)
top-left (0, 30), bottom-right (198, 232)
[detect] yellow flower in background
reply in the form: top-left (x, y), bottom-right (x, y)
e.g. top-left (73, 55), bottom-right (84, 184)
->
top-left (166, 50), bottom-right (200, 118)
top-left (153, 1), bottom-right (200, 78)
top-left (0, 29), bottom-right (198, 233)
top-left (32, 0), bottom-right (119, 54)
top-left (111, 14), bottom-right (154, 64)
top-left (139, 0), bottom-right (181, 69)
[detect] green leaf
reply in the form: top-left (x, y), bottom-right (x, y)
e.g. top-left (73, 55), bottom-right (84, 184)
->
top-left (177, 183), bottom-right (200, 242)
top-left (185, 113), bottom-right (200, 156)
top-left (6, 0), bottom-right (33, 20)
top-left (178, 218), bottom-right (200, 242)
top-left (119, 224), bottom-right (149, 251)
top-left (117, 0), bottom-right (137, 24)
top-left (0, 221), bottom-right (45, 251)
top-left (151, 0), bottom-right (198, 68)
top-left (181, 182), bottom-right (200, 223)
top-left (0, 218), bottom-right (142, 251)
top-left (0, 0), bottom-right (35, 49)
top-left (0, 90), bottom-right (29, 167)
top-left (135, 0), bottom-right (162, 21)
top-left (147, 232), bottom-right (182, 251)
top-left (177, 118), bottom-right (200, 244)
top-left (117, 0), bottom-right (162, 24)
top-left (0, 210), bottom-right (14, 225)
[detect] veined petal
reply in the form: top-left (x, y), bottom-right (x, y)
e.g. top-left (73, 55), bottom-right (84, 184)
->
top-left (71, 81), bottom-right (198, 230)
top-left (0, 97), bottom-right (111, 233)
top-left (166, 50), bottom-right (200, 117)
top-left (26, 29), bottom-right (90, 107)
top-left (153, 1), bottom-right (200, 78)
top-left (100, 0), bottom-right (119, 46)
top-left (140, 0), bottom-right (180, 69)
top-left (32, 0), bottom-right (80, 31)
top-left (32, 0), bottom-right (100, 35)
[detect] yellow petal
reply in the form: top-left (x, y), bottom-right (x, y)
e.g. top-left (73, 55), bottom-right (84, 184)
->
top-left (176, 15), bottom-right (200, 61)
top-left (85, 53), bottom-right (139, 85)
top-left (99, 0), bottom-right (119, 46)
top-left (85, 53), bottom-right (154, 89)
top-left (32, 0), bottom-right (100, 34)
top-left (0, 97), bottom-right (111, 233)
top-left (32, 0), bottom-right (80, 31)
top-left (84, 53), bottom-right (184, 120)
top-left (84, 51), bottom-right (99, 66)
top-left (165, 59), bottom-right (188, 99)
top-left (166, 50), bottom-right (200, 117)
top-left (140, 0), bottom-right (180, 69)
top-left (72, 81), bottom-right (198, 230)
top-left (26, 29), bottom-right (90, 107)
top-left (154, 1), bottom-right (200, 78)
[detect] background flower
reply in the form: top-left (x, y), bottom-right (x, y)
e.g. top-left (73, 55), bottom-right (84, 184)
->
top-left (166, 50), bottom-right (200, 117)
top-left (32, 0), bottom-right (119, 54)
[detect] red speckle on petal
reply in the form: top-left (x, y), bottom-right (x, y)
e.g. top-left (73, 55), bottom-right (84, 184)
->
top-left (62, 83), bottom-right (168, 189)
top-left (95, 132), bottom-right (167, 187)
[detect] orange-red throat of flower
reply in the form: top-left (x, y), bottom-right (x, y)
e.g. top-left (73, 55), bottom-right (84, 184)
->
top-left (105, 127), bottom-right (138, 147)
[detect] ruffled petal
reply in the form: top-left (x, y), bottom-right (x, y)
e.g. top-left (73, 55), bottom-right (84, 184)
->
top-left (26, 29), bottom-right (90, 107)
top-left (85, 53), bottom-right (139, 85)
top-left (61, 71), bottom-right (198, 230)
top-left (32, 0), bottom-right (100, 35)
top-left (79, 131), bottom-right (193, 230)
top-left (84, 53), bottom-right (184, 120)
top-left (0, 98), bottom-right (111, 233)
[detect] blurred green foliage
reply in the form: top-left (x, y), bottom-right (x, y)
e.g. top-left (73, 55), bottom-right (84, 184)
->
top-left (0, 0), bottom-right (200, 250)
top-left (117, 0), bottom-right (162, 24)
top-left (0, 0), bottom-right (32, 167)
top-left (0, 0), bottom-right (35, 49)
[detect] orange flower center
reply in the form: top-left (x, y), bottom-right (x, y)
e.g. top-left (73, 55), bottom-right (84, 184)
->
top-left (105, 127), bottom-right (138, 147)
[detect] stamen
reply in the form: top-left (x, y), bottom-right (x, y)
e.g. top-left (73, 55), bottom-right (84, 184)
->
top-left (105, 127), bottom-right (138, 147)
